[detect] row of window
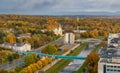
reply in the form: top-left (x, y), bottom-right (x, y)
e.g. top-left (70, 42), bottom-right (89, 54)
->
top-left (107, 65), bottom-right (120, 68)
top-left (107, 69), bottom-right (120, 72)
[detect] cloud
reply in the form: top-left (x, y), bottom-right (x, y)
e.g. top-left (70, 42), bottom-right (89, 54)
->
top-left (0, 0), bottom-right (120, 15)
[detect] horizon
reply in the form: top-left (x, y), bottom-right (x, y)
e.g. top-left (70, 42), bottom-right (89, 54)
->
top-left (1, 12), bottom-right (120, 16)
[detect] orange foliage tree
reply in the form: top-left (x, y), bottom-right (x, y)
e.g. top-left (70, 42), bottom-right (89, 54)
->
top-left (84, 52), bottom-right (100, 73)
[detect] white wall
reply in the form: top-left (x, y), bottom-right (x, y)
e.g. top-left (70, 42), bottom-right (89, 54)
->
top-left (13, 44), bottom-right (31, 52)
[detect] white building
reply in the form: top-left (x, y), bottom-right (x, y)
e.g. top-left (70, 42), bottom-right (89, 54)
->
top-left (52, 25), bottom-right (62, 36)
top-left (98, 58), bottom-right (120, 73)
top-left (1, 42), bottom-right (14, 49)
top-left (17, 33), bottom-right (31, 39)
top-left (13, 43), bottom-right (31, 52)
top-left (98, 33), bottom-right (120, 73)
top-left (108, 33), bottom-right (120, 46)
top-left (64, 33), bottom-right (75, 44)
top-left (41, 25), bottom-right (63, 36)
top-left (73, 30), bottom-right (87, 33)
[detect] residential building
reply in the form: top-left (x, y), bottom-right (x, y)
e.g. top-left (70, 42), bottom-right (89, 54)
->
top-left (64, 33), bottom-right (75, 44)
top-left (17, 33), bottom-right (31, 39)
top-left (41, 24), bottom-right (63, 36)
top-left (52, 25), bottom-right (62, 36)
top-left (73, 30), bottom-right (87, 33)
top-left (1, 42), bottom-right (14, 49)
top-left (13, 43), bottom-right (31, 52)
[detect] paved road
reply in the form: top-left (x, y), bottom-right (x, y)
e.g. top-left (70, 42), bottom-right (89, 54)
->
top-left (76, 38), bottom-right (101, 43)
top-left (0, 57), bottom-right (25, 70)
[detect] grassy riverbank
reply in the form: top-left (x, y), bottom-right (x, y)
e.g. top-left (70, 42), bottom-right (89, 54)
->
top-left (45, 43), bottom-right (88, 73)
top-left (76, 45), bottom-right (101, 73)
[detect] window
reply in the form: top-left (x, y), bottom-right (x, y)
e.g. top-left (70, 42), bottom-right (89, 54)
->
top-left (118, 66), bottom-right (120, 68)
top-left (114, 66), bottom-right (117, 68)
top-left (118, 70), bottom-right (120, 72)
top-left (110, 69), bottom-right (113, 71)
top-left (111, 66), bottom-right (113, 68)
top-left (114, 70), bottom-right (116, 72)
top-left (107, 65), bottom-right (110, 67)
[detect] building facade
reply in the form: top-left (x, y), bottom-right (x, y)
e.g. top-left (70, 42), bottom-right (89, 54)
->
top-left (52, 25), bottom-right (62, 36)
top-left (64, 33), bottom-right (75, 44)
top-left (98, 33), bottom-right (120, 73)
top-left (13, 43), bottom-right (31, 52)
top-left (41, 24), bottom-right (63, 36)
top-left (108, 33), bottom-right (120, 46)
top-left (98, 58), bottom-right (120, 73)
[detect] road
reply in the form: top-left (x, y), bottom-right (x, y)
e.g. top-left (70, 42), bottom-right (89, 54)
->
top-left (76, 38), bottom-right (101, 43)
top-left (0, 57), bottom-right (25, 70)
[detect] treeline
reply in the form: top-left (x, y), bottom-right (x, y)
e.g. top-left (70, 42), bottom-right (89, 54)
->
top-left (0, 54), bottom-right (52, 73)
top-left (80, 29), bottom-right (109, 39)
top-left (0, 50), bottom-right (20, 64)
top-left (0, 14), bottom-right (120, 45)
top-left (0, 14), bottom-right (120, 33)
top-left (20, 56), bottom-right (52, 73)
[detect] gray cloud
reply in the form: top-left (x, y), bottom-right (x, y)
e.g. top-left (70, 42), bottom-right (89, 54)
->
top-left (0, 0), bottom-right (120, 15)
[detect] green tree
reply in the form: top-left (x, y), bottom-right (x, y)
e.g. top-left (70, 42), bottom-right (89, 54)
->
top-left (0, 69), bottom-right (8, 73)
top-left (25, 54), bottom-right (38, 66)
top-left (42, 44), bottom-right (57, 54)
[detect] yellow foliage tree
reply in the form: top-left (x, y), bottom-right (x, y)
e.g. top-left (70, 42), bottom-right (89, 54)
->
top-left (6, 33), bottom-right (16, 44)
top-left (41, 58), bottom-right (48, 67)
top-left (20, 68), bottom-right (28, 73)
top-left (37, 60), bottom-right (43, 69)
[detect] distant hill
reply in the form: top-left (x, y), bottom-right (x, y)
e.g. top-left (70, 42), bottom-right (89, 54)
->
top-left (43, 11), bottom-right (120, 16)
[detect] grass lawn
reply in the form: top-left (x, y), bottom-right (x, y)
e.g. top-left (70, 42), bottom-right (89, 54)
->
top-left (76, 45), bottom-right (101, 73)
top-left (55, 51), bottom-right (63, 55)
top-left (98, 36), bottom-right (106, 40)
top-left (45, 43), bottom-right (88, 73)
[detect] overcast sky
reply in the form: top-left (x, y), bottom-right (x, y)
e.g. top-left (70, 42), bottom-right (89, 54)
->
top-left (0, 0), bottom-right (120, 15)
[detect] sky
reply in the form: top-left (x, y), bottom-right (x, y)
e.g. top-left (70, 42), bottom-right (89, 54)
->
top-left (0, 0), bottom-right (120, 15)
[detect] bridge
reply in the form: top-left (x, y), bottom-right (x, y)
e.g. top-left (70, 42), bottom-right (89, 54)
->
top-left (18, 52), bottom-right (86, 60)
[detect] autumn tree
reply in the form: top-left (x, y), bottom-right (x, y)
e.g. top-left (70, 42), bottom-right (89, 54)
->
top-left (0, 69), bottom-right (8, 73)
top-left (42, 44), bottom-right (57, 54)
top-left (63, 48), bottom-right (69, 52)
top-left (6, 33), bottom-right (16, 44)
top-left (100, 41), bottom-right (107, 47)
top-left (41, 58), bottom-right (48, 67)
top-left (37, 60), bottom-right (43, 69)
top-left (84, 53), bottom-right (100, 73)
top-left (25, 54), bottom-right (39, 66)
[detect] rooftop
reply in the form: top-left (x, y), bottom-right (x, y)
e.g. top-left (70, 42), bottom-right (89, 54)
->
top-left (110, 38), bottom-right (120, 43)
top-left (14, 43), bottom-right (30, 47)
